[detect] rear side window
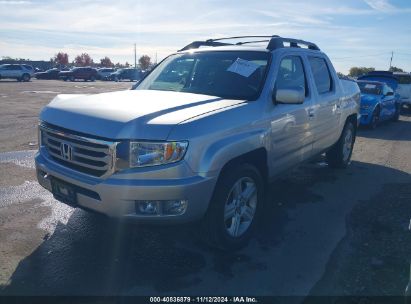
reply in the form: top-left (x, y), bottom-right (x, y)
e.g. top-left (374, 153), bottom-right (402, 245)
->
top-left (309, 57), bottom-right (333, 94)
top-left (276, 56), bottom-right (308, 96)
top-left (397, 75), bottom-right (411, 84)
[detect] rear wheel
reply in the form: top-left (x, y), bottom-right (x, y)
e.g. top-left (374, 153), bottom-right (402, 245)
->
top-left (200, 163), bottom-right (263, 250)
top-left (326, 121), bottom-right (355, 168)
top-left (90, 75), bottom-right (96, 82)
top-left (69, 76), bottom-right (75, 82)
top-left (22, 73), bottom-right (30, 82)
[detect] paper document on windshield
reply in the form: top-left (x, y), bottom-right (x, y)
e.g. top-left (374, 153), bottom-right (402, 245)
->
top-left (227, 58), bottom-right (260, 77)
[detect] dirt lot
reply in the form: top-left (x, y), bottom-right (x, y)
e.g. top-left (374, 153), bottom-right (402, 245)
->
top-left (0, 80), bottom-right (410, 300)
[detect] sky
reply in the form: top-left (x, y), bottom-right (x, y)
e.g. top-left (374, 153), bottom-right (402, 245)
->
top-left (0, 0), bottom-right (410, 74)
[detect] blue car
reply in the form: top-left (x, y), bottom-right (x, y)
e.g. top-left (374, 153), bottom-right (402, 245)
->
top-left (357, 80), bottom-right (400, 128)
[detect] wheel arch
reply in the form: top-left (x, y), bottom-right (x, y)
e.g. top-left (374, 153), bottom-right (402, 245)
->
top-left (216, 148), bottom-right (268, 186)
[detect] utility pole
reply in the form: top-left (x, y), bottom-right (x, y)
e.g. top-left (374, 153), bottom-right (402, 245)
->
top-left (134, 43), bottom-right (137, 69)
top-left (389, 51), bottom-right (393, 70)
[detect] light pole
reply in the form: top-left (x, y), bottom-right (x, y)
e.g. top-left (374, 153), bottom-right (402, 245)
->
top-left (134, 43), bottom-right (137, 69)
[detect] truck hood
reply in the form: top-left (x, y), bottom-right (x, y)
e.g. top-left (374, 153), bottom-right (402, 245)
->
top-left (40, 89), bottom-right (246, 140)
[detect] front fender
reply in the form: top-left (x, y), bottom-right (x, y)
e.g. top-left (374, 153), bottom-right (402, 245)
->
top-left (197, 129), bottom-right (266, 175)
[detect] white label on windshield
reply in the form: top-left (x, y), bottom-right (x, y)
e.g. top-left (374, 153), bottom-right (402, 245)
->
top-left (227, 58), bottom-right (260, 77)
top-left (365, 84), bottom-right (377, 89)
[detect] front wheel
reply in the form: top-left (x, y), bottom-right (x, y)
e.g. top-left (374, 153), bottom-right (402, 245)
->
top-left (369, 108), bottom-right (379, 129)
top-left (200, 163), bottom-right (264, 250)
top-left (22, 73), bottom-right (30, 82)
top-left (326, 121), bottom-right (355, 169)
top-left (392, 105), bottom-right (400, 122)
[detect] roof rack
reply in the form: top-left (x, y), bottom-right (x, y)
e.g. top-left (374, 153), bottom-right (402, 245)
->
top-left (178, 35), bottom-right (320, 52)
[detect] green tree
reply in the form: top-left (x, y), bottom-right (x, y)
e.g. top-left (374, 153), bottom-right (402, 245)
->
top-left (389, 66), bottom-right (404, 72)
top-left (138, 55), bottom-right (151, 70)
top-left (51, 52), bottom-right (69, 66)
top-left (74, 53), bottom-right (93, 66)
top-left (100, 56), bottom-right (113, 67)
top-left (348, 67), bottom-right (375, 78)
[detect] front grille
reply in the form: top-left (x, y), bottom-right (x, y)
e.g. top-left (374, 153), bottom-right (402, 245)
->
top-left (40, 123), bottom-right (118, 177)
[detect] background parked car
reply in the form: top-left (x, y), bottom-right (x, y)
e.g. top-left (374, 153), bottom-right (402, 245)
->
top-left (108, 68), bottom-right (141, 81)
top-left (97, 68), bottom-right (116, 80)
top-left (58, 67), bottom-right (98, 82)
top-left (0, 64), bottom-right (33, 81)
top-left (357, 80), bottom-right (400, 129)
top-left (22, 64), bottom-right (35, 75)
top-left (35, 68), bottom-right (60, 80)
top-left (393, 72), bottom-right (411, 111)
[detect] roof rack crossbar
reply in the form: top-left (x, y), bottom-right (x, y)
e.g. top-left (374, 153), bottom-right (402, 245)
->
top-left (178, 35), bottom-right (320, 52)
top-left (178, 41), bottom-right (232, 52)
top-left (267, 37), bottom-right (320, 50)
top-left (207, 35), bottom-right (279, 42)
top-left (236, 39), bottom-right (270, 45)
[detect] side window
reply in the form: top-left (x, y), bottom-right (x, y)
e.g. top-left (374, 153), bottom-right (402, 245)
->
top-left (308, 57), bottom-right (333, 94)
top-left (384, 85), bottom-right (393, 95)
top-left (398, 75), bottom-right (411, 84)
top-left (276, 56), bottom-right (308, 96)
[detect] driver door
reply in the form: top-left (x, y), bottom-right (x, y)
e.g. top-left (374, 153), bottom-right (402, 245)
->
top-left (267, 55), bottom-right (314, 175)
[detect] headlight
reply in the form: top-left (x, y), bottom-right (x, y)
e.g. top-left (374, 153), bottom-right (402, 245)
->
top-left (130, 141), bottom-right (188, 168)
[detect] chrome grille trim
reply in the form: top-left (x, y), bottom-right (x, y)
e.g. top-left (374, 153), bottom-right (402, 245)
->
top-left (39, 123), bottom-right (118, 178)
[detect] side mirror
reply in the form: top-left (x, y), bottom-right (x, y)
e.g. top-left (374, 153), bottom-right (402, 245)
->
top-left (385, 91), bottom-right (394, 96)
top-left (273, 87), bottom-right (305, 104)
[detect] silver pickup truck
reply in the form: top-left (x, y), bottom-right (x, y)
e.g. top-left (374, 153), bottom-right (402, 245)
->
top-left (36, 36), bottom-right (360, 249)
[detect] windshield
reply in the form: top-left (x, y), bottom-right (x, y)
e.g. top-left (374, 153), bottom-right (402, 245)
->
top-left (137, 51), bottom-right (270, 100)
top-left (358, 82), bottom-right (382, 95)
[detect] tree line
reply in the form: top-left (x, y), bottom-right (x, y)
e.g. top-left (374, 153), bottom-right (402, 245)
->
top-left (50, 52), bottom-right (153, 70)
top-left (345, 66), bottom-right (406, 78)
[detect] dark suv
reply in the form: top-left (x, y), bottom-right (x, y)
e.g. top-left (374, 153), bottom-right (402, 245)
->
top-left (58, 67), bottom-right (98, 81)
top-left (108, 68), bottom-right (141, 81)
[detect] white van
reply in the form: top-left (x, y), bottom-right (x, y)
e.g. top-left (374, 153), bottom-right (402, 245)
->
top-left (394, 72), bottom-right (411, 109)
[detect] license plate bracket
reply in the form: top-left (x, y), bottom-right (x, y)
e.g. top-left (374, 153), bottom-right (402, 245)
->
top-left (51, 178), bottom-right (77, 206)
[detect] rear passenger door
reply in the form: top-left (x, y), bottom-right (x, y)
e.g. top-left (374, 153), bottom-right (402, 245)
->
top-left (307, 56), bottom-right (341, 155)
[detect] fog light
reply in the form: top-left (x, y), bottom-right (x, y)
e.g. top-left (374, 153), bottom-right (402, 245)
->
top-left (163, 200), bottom-right (188, 215)
top-left (136, 201), bottom-right (159, 215)
top-left (135, 200), bottom-right (188, 216)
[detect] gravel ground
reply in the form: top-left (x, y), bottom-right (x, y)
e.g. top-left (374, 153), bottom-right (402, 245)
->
top-left (0, 79), bottom-right (131, 152)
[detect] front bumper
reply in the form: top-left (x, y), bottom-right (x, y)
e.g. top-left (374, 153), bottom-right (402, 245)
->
top-left (35, 151), bottom-right (217, 223)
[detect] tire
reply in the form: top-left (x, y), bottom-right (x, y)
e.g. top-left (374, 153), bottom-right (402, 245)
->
top-left (69, 76), bottom-right (75, 82)
top-left (392, 105), bottom-right (400, 122)
top-left (326, 120), bottom-right (355, 169)
top-left (369, 107), bottom-right (380, 129)
top-left (200, 163), bottom-right (264, 250)
top-left (22, 73), bottom-right (30, 82)
top-left (90, 75), bottom-right (96, 82)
